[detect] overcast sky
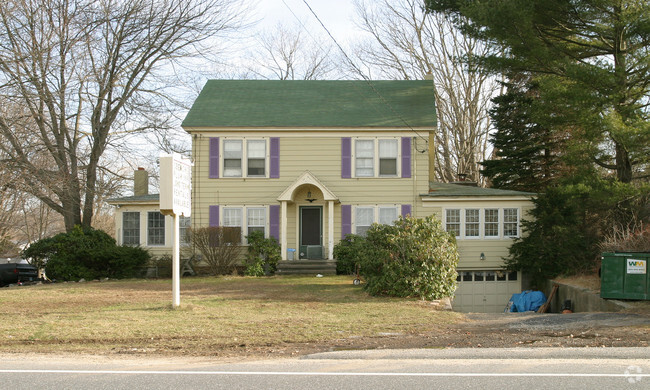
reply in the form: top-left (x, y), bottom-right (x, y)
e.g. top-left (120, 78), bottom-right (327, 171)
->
top-left (254, 0), bottom-right (361, 43)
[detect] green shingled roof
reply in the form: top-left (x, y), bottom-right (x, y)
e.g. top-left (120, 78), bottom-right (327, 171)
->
top-left (182, 80), bottom-right (436, 129)
top-left (424, 182), bottom-right (537, 197)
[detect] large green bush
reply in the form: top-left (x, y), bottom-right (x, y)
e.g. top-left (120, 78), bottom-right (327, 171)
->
top-left (333, 234), bottom-right (366, 275)
top-left (244, 231), bottom-right (281, 276)
top-left (22, 226), bottom-right (150, 281)
top-left (358, 215), bottom-right (459, 300)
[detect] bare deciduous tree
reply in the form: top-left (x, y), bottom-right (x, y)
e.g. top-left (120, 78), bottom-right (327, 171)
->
top-left (0, 0), bottom-right (243, 232)
top-left (247, 22), bottom-right (338, 80)
top-left (353, 0), bottom-right (501, 184)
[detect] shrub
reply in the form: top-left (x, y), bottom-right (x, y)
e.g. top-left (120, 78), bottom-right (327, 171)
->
top-left (600, 224), bottom-right (650, 253)
top-left (358, 215), bottom-right (459, 300)
top-left (333, 234), bottom-right (366, 275)
top-left (244, 231), bottom-right (281, 276)
top-left (186, 226), bottom-right (241, 275)
top-left (152, 254), bottom-right (173, 278)
top-left (22, 226), bottom-right (150, 281)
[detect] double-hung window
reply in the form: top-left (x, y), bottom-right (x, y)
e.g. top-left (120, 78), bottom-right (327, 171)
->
top-left (378, 139), bottom-right (398, 176)
top-left (222, 207), bottom-right (242, 243)
top-left (445, 209), bottom-right (461, 237)
top-left (222, 207), bottom-right (243, 244)
top-left (223, 139), bottom-right (267, 178)
top-left (223, 206), bottom-right (269, 243)
top-left (503, 208), bottom-right (519, 237)
top-left (247, 207), bottom-right (266, 237)
top-left (378, 206), bottom-right (398, 225)
top-left (122, 212), bottom-right (140, 246)
top-left (355, 140), bottom-right (374, 177)
top-left (355, 206), bottom-right (400, 237)
top-left (247, 140), bottom-right (266, 176)
top-left (355, 207), bottom-right (374, 236)
top-left (223, 140), bottom-right (243, 177)
top-left (354, 138), bottom-right (400, 178)
top-left (147, 212), bottom-right (165, 246)
top-left (465, 209), bottom-right (480, 238)
top-left (484, 209), bottom-right (499, 237)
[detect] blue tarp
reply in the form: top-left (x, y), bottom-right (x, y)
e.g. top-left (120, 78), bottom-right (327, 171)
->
top-left (508, 290), bottom-right (547, 312)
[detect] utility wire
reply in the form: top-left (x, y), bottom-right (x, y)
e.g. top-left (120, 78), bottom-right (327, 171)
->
top-left (293, 0), bottom-right (430, 145)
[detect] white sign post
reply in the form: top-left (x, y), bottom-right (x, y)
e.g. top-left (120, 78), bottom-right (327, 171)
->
top-left (159, 153), bottom-right (192, 308)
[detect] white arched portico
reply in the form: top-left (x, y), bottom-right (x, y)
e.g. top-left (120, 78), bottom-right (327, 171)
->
top-left (277, 171), bottom-right (339, 260)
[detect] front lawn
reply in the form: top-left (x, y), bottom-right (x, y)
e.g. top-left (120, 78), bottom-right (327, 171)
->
top-left (0, 276), bottom-right (461, 357)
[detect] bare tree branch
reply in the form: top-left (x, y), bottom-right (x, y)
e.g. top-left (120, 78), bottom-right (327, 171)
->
top-left (353, 0), bottom-right (501, 184)
top-left (0, 0), bottom-right (243, 231)
top-left (246, 22), bottom-right (339, 80)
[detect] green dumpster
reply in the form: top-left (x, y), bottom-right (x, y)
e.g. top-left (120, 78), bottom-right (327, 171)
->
top-left (600, 252), bottom-right (650, 300)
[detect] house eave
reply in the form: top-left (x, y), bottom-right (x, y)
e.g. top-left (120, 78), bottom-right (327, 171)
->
top-left (183, 126), bottom-right (435, 134)
top-left (420, 195), bottom-right (535, 202)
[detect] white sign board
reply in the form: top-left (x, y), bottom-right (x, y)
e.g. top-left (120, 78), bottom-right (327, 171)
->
top-left (627, 259), bottom-right (647, 275)
top-left (159, 153), bottom-right (192, 217)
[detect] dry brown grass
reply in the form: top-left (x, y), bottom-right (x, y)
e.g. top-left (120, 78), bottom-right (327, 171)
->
top-left (0, 276), bottom-right (461, 357)
top-left (554, 274), bottom-right (602, 292)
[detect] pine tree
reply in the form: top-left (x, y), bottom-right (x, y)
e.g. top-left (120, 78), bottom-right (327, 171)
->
top-left (481, 77), bottom-right (565, 192)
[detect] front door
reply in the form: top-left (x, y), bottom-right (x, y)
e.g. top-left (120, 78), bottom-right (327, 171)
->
top-left (299, 206), bottom-right (322, 259)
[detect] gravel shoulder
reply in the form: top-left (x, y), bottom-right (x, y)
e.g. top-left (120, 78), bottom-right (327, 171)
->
top-left (319, 311), bottom-right (650, 352)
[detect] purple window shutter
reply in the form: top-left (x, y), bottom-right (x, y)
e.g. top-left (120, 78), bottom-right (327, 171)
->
top-left (401, 204), bottom-right (412, 218)
top-left (209, 137), bottom-right (220, 179)
top-left (269, 205), bottom-right (280, 240)
top-left (401, 137), bottom-right (411, 178)
top-left (341, 137), bottom-right (351, 178)
top-left (209, 205), bottom-right (220, 227)
top-left (270, 137), bottom-right (280, 178)
top-left (341, 205), bottom-right (351, 238)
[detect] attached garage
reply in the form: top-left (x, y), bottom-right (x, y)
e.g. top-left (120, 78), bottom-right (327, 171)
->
top-left (452, 270), bottom-right (521, 313)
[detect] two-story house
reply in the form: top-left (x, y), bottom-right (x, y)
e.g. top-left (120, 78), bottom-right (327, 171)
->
top-left (110, 79), bottom-right (535, 312)
top-left (182, 80), bottom-right (433, 263)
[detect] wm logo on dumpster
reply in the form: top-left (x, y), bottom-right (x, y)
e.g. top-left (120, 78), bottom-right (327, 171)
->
top-left (627, 259), bottom-right (647, 274)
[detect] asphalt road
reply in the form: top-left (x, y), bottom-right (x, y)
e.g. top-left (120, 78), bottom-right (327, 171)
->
top-left (2, 348), bottom-right (649, 389)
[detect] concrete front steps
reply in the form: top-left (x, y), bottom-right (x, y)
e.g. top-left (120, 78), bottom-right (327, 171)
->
top-left (276, 260), bottom-right (337, 275)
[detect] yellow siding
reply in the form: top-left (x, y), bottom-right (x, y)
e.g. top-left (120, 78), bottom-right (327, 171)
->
top-left (190, 132), bottom-right (430, 256)
top-left (187, 130), bottom-right (533, 265)
top-left (420, 198), bottom-right (534, 270)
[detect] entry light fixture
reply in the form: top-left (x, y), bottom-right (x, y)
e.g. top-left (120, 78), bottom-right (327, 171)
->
top-left (480, 252), bottom-right (486, 261)
top-left (306, 190), bottom-right (317, 203)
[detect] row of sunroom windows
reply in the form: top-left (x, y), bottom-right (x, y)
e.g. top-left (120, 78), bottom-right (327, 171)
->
top-left (445, 208), bottom-right (519, 239)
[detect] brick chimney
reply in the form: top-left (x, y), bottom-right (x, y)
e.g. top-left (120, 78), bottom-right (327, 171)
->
top-left (134, 168), bottom-right (148, 196)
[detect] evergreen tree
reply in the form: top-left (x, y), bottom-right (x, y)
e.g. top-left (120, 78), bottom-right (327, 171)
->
top-left (481, 77), bottom-right (565, 192)
top-left (426, 0), bottom-right (650, 183)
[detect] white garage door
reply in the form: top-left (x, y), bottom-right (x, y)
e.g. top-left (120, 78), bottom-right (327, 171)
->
top-left (452, 270), bottom-right (521, 313)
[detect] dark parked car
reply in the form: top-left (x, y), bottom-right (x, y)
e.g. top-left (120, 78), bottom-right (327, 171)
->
top-left (0, 263), bottom-right (39, 287)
